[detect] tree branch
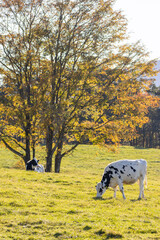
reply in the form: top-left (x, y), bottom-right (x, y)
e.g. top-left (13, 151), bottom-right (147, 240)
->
top-left (1, 138), bottom-right (24, 159)
top-left (61, 142), bottom-right (79, 158)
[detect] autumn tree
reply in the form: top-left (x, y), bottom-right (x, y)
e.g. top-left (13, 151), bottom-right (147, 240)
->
top-left (0, 0), bottom-right (46, 163)
top-left (0, 0), bottom-right (158, 173)
top-left (40, 0), bottom-right (158, 172)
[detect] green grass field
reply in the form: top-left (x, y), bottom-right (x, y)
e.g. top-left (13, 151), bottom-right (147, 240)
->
top-left (0, 144), bottom-right (160, 240)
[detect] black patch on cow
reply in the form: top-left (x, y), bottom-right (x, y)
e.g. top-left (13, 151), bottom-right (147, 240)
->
top-left (109, 166), bottom-right (119, 172)
top-left (26, 159), bottom-right (38, 171)
top-left (109, 166), bottom-right (119, 174)
top-left (120, 170), bottom-right (124, 174)
top-left (130, 166), bottom-right (136, 172)
top-left (122, 165), bottom-right (126, 170)
top-left (101, 170), bottom-right (113, 188)
top-left (127, 174), bottom-right (131, 177)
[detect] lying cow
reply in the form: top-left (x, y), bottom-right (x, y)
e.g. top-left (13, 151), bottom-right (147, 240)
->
top-left (34, 164), bottom-right (45, 173)
top-left (96, 159), bottom-right (147, 200)
top-left (26, 158), bottom-right (39, 170)
top-left (26, 158), bottom-right (45, 172)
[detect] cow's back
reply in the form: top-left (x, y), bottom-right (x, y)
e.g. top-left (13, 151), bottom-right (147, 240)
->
top-left (104, 159), bottom-right (147, 187)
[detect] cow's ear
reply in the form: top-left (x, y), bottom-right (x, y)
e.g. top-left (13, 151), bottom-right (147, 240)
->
top-left (37, 160), bottom-right (39, 163)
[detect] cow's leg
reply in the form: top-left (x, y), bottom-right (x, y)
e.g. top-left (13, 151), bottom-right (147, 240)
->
top-left (118, 180), bottom-right (126, 199)
top-left (113, 186), bottom-right (118, 198)
top-left (138, 175), bottom-right (145, 199)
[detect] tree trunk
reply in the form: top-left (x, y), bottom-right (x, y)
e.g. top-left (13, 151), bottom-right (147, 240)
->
top-left (149, 130), bottom-right (153, 148)
top-left (46, 152), bottom-right (53, 172)
top-left (142, 126), bottom-right (146, 148)
top-left (32, 145), bottom-right (35, 159)
top-left (25, 129), bottom-right (31, 164)
top-left (54, 127), bottom-right (65, 173)
top-left (46, 126), bottom-right (54, 172)
top-left (55, 151), bottom-right (62, 173)
top-left (24, 113), bottom-right (31, 164)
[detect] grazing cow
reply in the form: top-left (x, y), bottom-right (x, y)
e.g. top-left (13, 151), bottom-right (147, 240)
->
top-left (96, 159), bottom-right (147, 200)
top-left (26, 158), bottom-right (39, 171)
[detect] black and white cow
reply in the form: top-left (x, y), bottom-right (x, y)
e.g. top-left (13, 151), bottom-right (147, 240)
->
top-left (26, 158), bottom-right (39, 171)
top-left (26, 158), bottom-right (45, 172)
top-left (34, 164), bottom-right (45, 173)
top-left (96, 159), bottom-right (147, 200)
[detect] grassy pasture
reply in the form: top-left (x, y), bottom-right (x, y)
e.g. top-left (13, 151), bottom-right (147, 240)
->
top-left (0, 144), bottom-right (160, 240)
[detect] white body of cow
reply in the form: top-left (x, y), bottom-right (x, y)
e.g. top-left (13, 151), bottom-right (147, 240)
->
top-left (96, 159), bottom-right (147, 199)
top-left (34, 164), bottom-right (45, 173)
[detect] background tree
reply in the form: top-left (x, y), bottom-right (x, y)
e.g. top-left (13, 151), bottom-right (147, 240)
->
top-left (0, 0), bottom-right (45, 163)
top-left (40, 0), bottom-right (159, 172)
top-left (130, 84), bottom-right (160, 148)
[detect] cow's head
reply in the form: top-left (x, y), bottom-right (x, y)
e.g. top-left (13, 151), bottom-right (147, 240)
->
top-left (96, 182), bottom-right (106, 198)
top-left (31, 158), bottom-right (39, 169)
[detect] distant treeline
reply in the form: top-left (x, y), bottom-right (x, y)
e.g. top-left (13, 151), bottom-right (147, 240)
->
top-left (130, 85), bottom-right (160, 148)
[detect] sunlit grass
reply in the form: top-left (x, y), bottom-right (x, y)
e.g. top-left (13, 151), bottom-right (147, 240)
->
top-left (0, 144), bottom-right (160, 239)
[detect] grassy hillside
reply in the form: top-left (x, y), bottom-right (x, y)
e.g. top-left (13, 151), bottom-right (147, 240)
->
top-left (0, 144), bottom-right (160, 239)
